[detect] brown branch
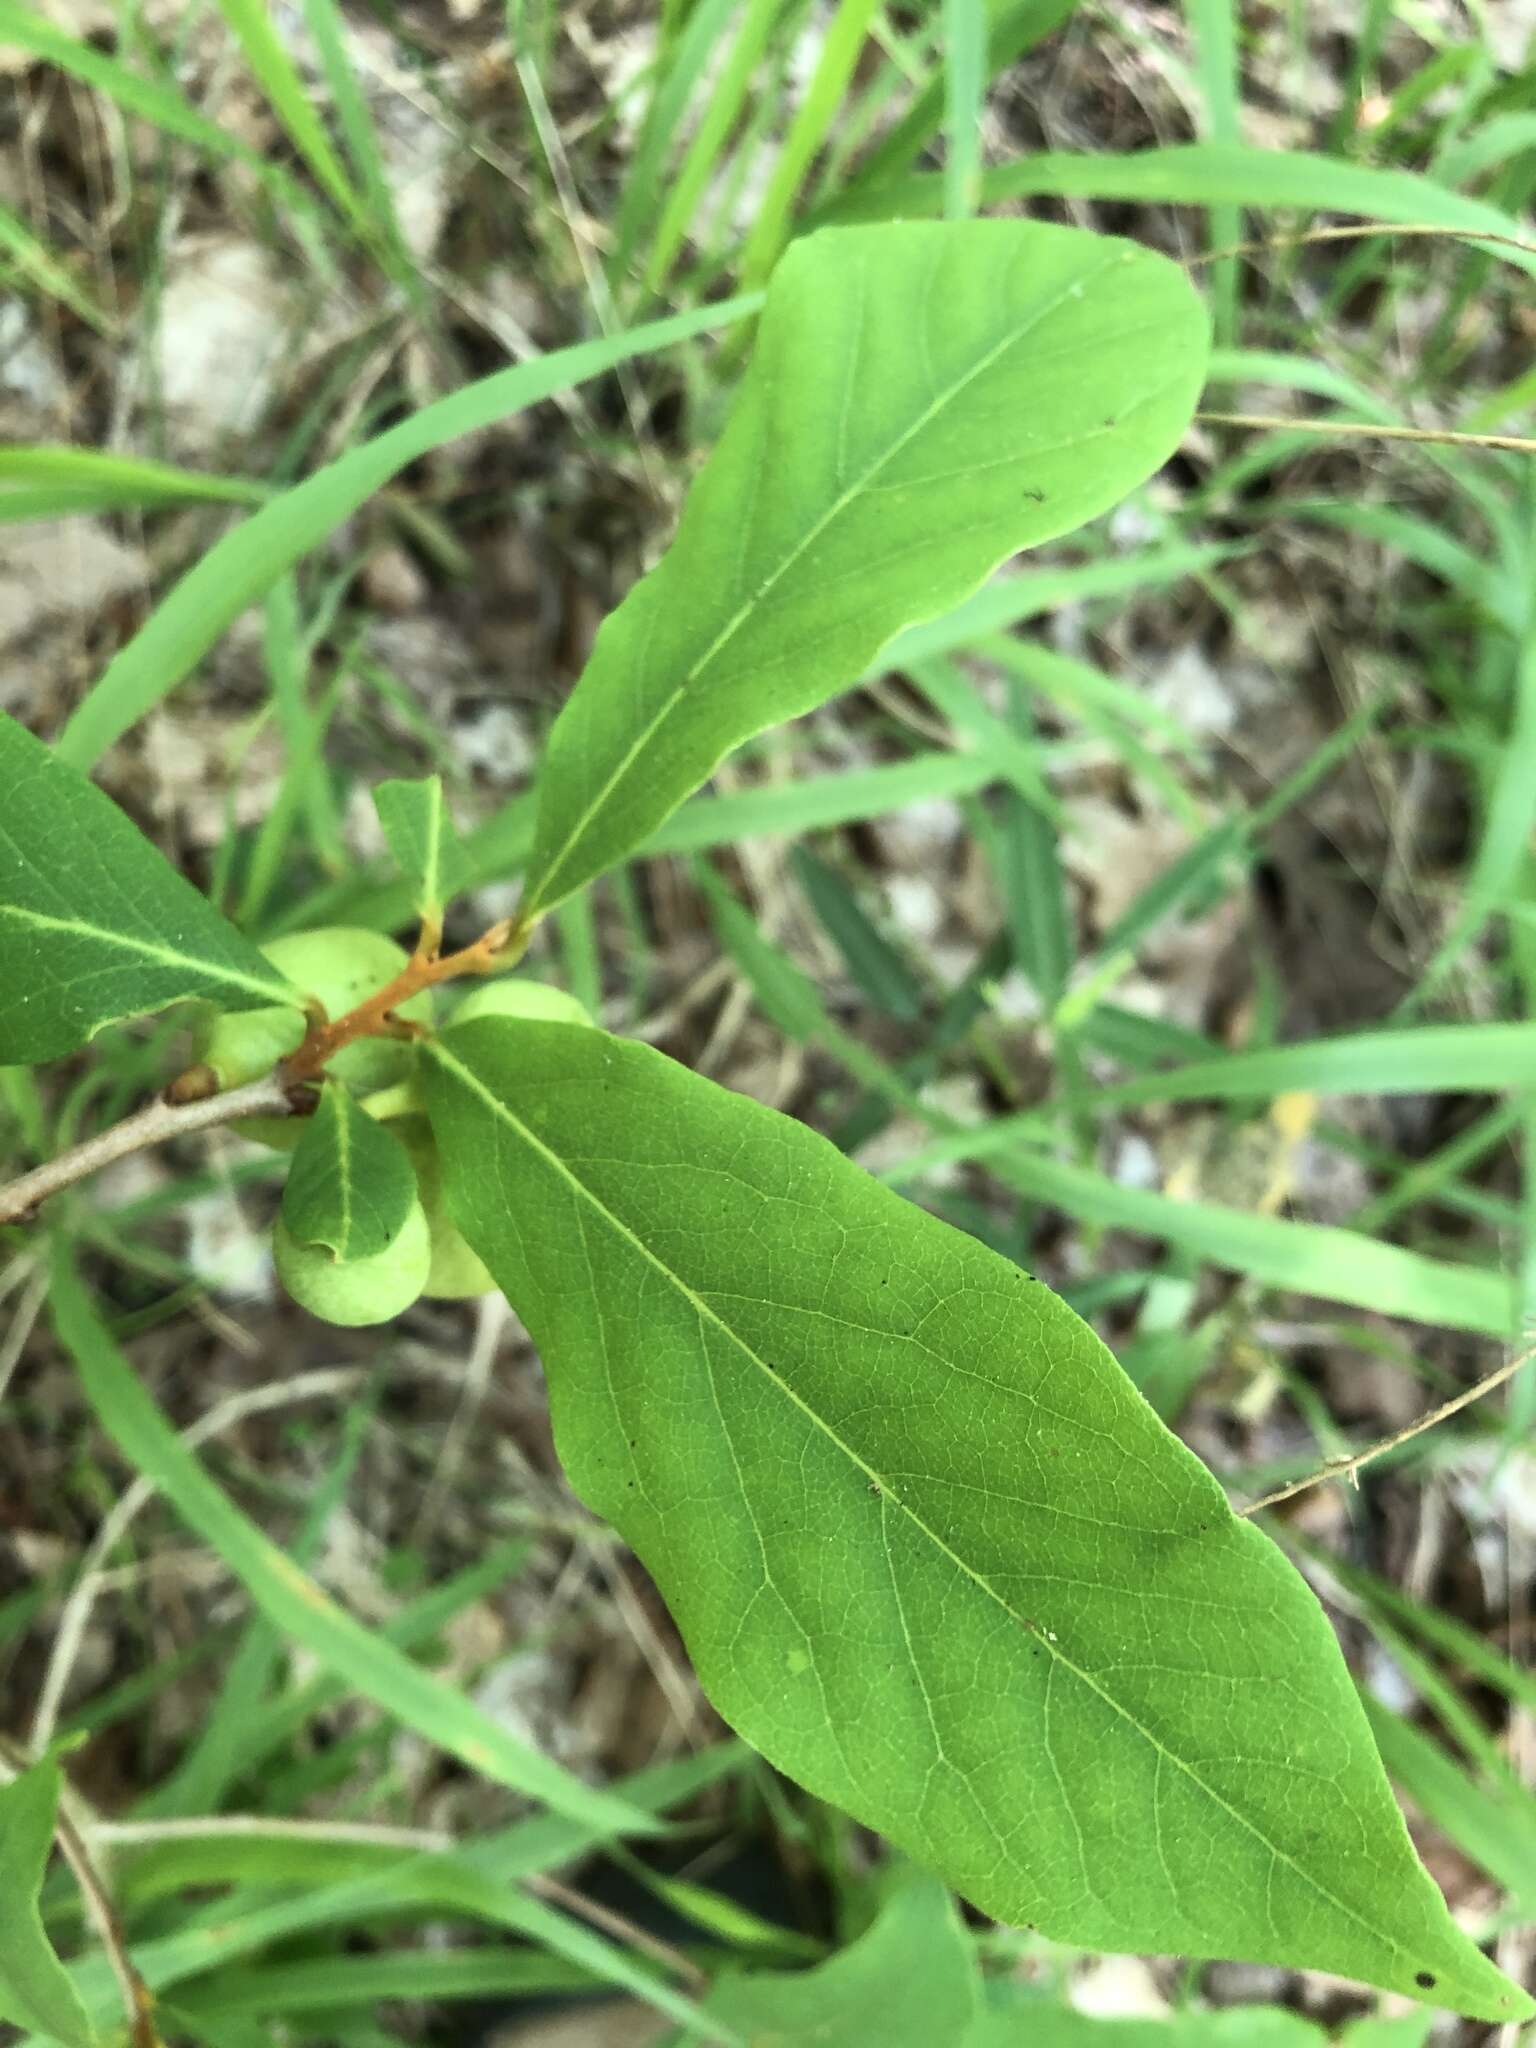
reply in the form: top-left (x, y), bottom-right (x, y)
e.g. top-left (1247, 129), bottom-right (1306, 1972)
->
top-left (0, 1074), bottom-right (300, 1228)
top-left (1, 913), bottom-right (536, 1229)
top-left (1238, 1345), bottom-right (1535, 1518)
top-left (525, 1870), bottom-right (709, 1992)
top-left (53, 1798), bottom-right (162, 2048)
top-left (1197, 411), bottom-right (1536, 456)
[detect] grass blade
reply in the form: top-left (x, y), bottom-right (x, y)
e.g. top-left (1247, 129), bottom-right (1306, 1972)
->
top-left (298, 0), bottom-right (416, 279)
top-left (792, 846), bottom-right (925, 1021)
top-left (212, 0), bottom-right (368, 232)
top-left (1094, 1024), bottom-right (1536, 1108)
top-left (0, 0), bottom-right (316, 223)
top-left (741, 0), bottom-right (882, 283)
top-left (609, 0), bottom-right (744, 285)
top-left (943, 0), bottom-right (986, 218)
top-left (646, 752), bottom-right (998, 853)
top-left (50, 1249), bottom-right (656, 1839)
top-left (1362, 1696), bottom-right (1536, 1914)
top-left (644, 0), bottom-right (784, 293)
top-left (0, 199), bottom-right (113, 332)
top-left (850, 0), bottom-right (1080, 194)
top-left (57, 293), bottom-right (760, 771)
top-left (883, 1134), bottom-right (1515, 1336)
top-left (873, 541), bottom-right (1238, 673)
top-left (0, 447), bottom-right (264, 523)
top-left (829, 144), bottom-right (1536, 283)
top-left (1184, 0), bottom-right (1241, 341)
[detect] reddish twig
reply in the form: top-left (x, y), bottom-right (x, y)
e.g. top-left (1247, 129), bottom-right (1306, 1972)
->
top-left (0, 914), bottom-right (535, 1229)
top-left (280, 917), bottom-right (522, 1082)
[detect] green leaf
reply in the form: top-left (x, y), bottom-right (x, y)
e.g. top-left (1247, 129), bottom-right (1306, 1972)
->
top-left (373, 776), bottom-right (470, 923)
top-left (521, 219), bottom-right (1208, 916)
top-left (281, 1085), bottom-right (417, 1260)
top-left (699, 1873), bottom-right (979, 2045)
top-left (0, 710), bottom-right (295, 1064)
top-left (0, 1760), bottom-right (97, 2047)
top-left (421, 1018), bottom-right (1530, 2019)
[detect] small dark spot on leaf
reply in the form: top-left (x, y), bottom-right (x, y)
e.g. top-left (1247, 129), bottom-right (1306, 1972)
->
top-left (1023, 487), bottom-right (1044, 503)
top-left (1415, 1973), bottom-right (1436, 1991)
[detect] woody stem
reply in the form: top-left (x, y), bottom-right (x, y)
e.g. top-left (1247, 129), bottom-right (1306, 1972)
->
top-left (0, 916), bottom-right (536, 1228)
top-left (0, 1074), bottom-right (299, 1227)
top-left (279, 918), bottom-right (524, 1083)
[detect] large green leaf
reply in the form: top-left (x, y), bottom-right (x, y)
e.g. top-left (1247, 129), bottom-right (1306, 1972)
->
top-left (0, 1760), bottom-right (97, 2047)
top-left (0, 711), bottom-right (294, 1064)
top-left (421, 1018), bottom-right (1530, 2019)
top-left (695, 1873), bottom-right (979, 2045)
top-left (520, 219), bottom-right (1207, 917)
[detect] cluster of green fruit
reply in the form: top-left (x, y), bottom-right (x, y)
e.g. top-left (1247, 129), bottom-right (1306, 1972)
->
top-left (196, 927), bottom-right (591, 1326)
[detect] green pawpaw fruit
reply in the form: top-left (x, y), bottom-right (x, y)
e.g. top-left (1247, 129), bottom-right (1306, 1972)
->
top-left (397, 1121), bottom-right (496, 1300)
top-left (447, 979), bottom-right (595, 1031)
top-left (273, 1196), bottom-right (431, 1326)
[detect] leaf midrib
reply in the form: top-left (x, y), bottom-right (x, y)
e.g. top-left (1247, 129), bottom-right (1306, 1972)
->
top-left (527, 246), bottom-right (1126, 910)
top-left (0, 901), bottom-right (290, 1008)
top-left (333, 1089), bottom-right (355, 1258)
top-left (422, 778), bottom-right (443, 913)
top-left (428, 1040), bottom-right (1413, 1969)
